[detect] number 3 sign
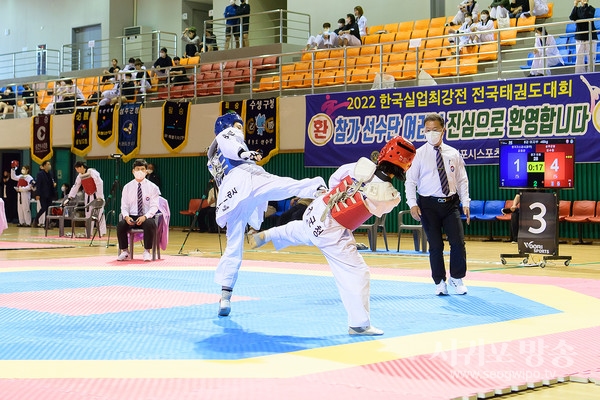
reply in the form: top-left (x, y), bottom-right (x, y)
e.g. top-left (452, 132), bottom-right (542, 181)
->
top-left (518, 192), bottom-right (558, 256)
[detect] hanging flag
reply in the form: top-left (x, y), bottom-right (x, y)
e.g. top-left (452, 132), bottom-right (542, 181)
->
top-left (244, 97), bottom-right (279, 165)
top-left (116, 102), bottom-right (142, 163)
top-left (31, 114), bottom-right (53, 165)
top-left (96, 103), bottom-right (117, 145)
top-left (162, 101), bottom-right (190, 153)
top-left (220, 100), bottom-right (245, 119)
top-left (72, 107), bottom-right (94, 157)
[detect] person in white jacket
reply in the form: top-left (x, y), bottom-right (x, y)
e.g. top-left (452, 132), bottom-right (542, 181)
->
top-left (66, 161), bottom-right (106, 236)
top-left (250, 137), bottom-right (416, 336)
top-left (471, 9), bottom-right (495, 44)
top-left (11, 163), bottom-right (34, 227)
top-left (530, 26), bottom-right (564, 76)
top-left (208, 112), bottom-right (326, 318)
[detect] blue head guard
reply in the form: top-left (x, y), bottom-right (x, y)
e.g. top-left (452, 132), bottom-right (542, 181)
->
top-left (214, 111), bottom-right (243, 135)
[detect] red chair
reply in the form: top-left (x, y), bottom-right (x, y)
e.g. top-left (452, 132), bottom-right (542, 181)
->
top-left (563, 200), bottom-right (596, 244)
top-left (558, 200), bottom-right (572, 222)
top-left (496, 200), bottom-right (514, 222)
top-left (587, 201), bottom-right (600, 223)
top-left (180, 199), bottom-right (202, 229)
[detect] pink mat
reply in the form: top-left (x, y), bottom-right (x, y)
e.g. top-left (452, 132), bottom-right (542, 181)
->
top-left (0, 241), bottom-right (75, 250)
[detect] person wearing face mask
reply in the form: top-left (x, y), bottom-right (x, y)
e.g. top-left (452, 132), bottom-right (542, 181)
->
top-left (448, 0), bottom-right (480, 26)
top-left (224, 0), bottom-right (240, 50)
top-left (146, 163), bottom-right (161, 190)
top-left (10, 162), bottom-right (34, 227)
top-left (405, 113), bottom-right (471, 296)
top-left (117, 159), bottom-right (161, 262)
top-left (152, 47), bottom-right (173, 83)
top-left (471, 9), bottom-right (495, 44)
top-left (334, 18), bottom-right (347, 35)
top-left (66, 161), bottom-right (106, 236)
top-left (339, 13), bottom-right (361, 47)
top-left (570, 0), bottom-right (598, 73)
top-left (529, 26), bottom-right (564, 76)
top-left (33, 160), bottom-right (56, 228)
top-left (448, 12), bottom-right (476, 54)
top-left (305, 22), bottom-right (339, 51)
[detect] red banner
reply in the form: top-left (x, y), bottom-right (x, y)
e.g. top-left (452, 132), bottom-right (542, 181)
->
top-left (31, 114), bottom-right (53, 165)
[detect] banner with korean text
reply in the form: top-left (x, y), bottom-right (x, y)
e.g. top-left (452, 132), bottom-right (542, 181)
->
top-left (162, 101), bottom-right (190, 153)
top-left (305, 73), bottom-right (600, 167)
top-left (96, 104), bottom-right (117, 145)
top-left (31, 114), bottom-right (53, 165)
top-left (244, 97), bottom-right (279, 166)
top-left (72, 107), bottom-right (94, 157)
top-left (116, 103), bottom-right (142, 163)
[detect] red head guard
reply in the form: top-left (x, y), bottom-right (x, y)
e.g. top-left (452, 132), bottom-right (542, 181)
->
top-left (377, 136), bottom-right (416, 172)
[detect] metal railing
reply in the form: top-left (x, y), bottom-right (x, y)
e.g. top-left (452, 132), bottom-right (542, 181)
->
top-left (0, 49), bottom-right (61, 81)
top-left (1, 17), bottom-right (600, 119)
top-left (205, 9), bottom-right (311, 49)
top-left (61, 31), bottom-right (178, 73)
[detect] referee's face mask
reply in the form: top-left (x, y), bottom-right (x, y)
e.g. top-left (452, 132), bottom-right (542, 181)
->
top-left (424, 129), bottom-right (443, 146)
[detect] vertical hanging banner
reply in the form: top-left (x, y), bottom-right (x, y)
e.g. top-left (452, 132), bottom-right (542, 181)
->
top-left (96, 103), bottom-right (117, 145)
top-left (220, 100), bottom-right (245, 119)
top-left (244, 97), bottom-right (279, 165)
top-left (72, 107), bottom-right (94, 157)
top-left (162, 101), bottom-right (190, 153)
top-left (31, 114), bottom-right (53, 164)
top-left (116, 103), bottom-right (142, 163)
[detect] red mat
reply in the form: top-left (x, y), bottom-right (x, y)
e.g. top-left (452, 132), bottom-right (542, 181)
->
top-left (0, 241), bottom-right (75, 250)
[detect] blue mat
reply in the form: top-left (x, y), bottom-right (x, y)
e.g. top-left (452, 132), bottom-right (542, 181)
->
top-left (0, 270), bottom-right (559, 360)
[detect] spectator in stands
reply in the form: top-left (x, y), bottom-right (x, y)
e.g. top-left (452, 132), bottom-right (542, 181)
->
top-left (152, 47), bottom-right (173, 82)
top-left (55, 79), bottom-right (85, 114)
top-left (528, 0), bottom-right (549, 17)
top-left (42, 81), bottom-right (63, 115)
top-left (570, 0), bottom-right (598, 73)
top-left (334, 18), bottom-right (346, 35)
top-left (122, 57), bottom-right (136, 72)
top-left (20, 83), bottom-right (40, 116)
top-left (0, 87), bottom-right (17, 119)
top-left (339, 13), bottom-right (361, 47)
top-left (237, 0), bottom-right (251, 48)
top-left (471, 9), bottom-right (495, 43)
top-left (529, 26), bottom-right (564, 76)
top-left (99, 73), bottom-right (134, 105)
top-left (133, 59), bottom-right (151, 96)
top-left (509, 0), bottom-right (530, 18)
top-left (489, 0), bottom-right (510, 20)
top-left (224, 0), bottom-right (240, 50)
top-left (354, 6), bottom-right (368, 37)
top-left (169, 57), bottom-right (189, 85)
top-left (305, 22), bottom-right (340, 51)
top-left (448, 0), bottom-right (480, 26)
top-left (202, 22), bottom-right (219, 52)
top-left (448, 12), bottom-right (476, 53)
top-left (181, 27), bottom-right (202, 57)
top-left (102, 58), bottom-right (121, 82)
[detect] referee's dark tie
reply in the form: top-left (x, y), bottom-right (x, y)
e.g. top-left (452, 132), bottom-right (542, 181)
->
top-left (137, 183), bottom-right (143, 216)
top-left (435, 146), bottom-right (449, 196)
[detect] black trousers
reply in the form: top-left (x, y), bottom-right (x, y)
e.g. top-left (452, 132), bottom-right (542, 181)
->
top-left (197, 207), bottom-right (217, 233)
top-left (117, 217), bottom-right (156, 250)
top-left (510, 209), bottom-right (520, 242)
top-left (34, 196), bottom-right (52, 225)
top-left (417, 195), bottom-right (467, 284)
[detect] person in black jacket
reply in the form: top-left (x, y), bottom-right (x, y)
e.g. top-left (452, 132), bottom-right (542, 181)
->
top-left (339, 13), bottom-right (361, 47)
top-left (33, 160), bottom-right (56, 228)
top-left (570, 0), bottom-right (598, 73)
top-left (236, 0), bottom-right (250, 47)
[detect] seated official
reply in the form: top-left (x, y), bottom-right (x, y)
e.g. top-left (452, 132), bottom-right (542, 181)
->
top-left (117, 159), bottom-right (161, 262)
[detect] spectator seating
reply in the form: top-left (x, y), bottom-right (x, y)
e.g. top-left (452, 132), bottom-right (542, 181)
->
top-left (476, 200), bottom-right (506, 241)
top-left (588, 201), bottom-right (600, 224)
top-left (536, 2), bottom-right (553, 19)
top-left (495, 200), bottom-right (514, 223)
top-left (462, 200), bottom-right (484, 222)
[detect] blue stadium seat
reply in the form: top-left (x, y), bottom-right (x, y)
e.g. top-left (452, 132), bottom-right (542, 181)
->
top-left (477, 200), bottom-right (506, 241)
top-left (563, 23), bottom-right (577, 37)
top-left (462, 200), bottom-right (484, 222)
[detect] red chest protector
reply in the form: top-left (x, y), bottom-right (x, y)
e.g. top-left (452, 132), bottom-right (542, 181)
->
top-left (80, 173), bottom-right (97, 195)
top-left (17, 178), bottom-right (28, 187)
top-left (322, 175), bottom-right (372, 230)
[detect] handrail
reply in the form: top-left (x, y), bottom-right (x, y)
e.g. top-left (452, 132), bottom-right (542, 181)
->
top-left (1, 17), bottom-right (600, 118)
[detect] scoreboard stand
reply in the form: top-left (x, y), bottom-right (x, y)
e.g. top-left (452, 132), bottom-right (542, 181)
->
top-left (500, 190), bottom-right (571, 268)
